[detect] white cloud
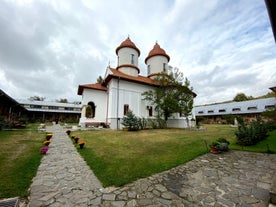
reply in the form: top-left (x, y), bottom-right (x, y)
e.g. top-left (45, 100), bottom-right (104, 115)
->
top-left (0, 0), bottom-right (275, 104)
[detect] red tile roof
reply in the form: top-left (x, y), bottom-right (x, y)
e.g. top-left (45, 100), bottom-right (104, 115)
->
top-left (145, 43), bottom-right (170, 63)
top-left (78, 83), bottom-right (107, 95)
top-left (115, 37), bottom-right (140, 56)
top-left (105, 68), bottom-right (158, 86)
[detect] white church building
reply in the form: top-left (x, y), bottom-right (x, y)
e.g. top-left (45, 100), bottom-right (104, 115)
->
top-left (78, 37), bottom-right (196, 129)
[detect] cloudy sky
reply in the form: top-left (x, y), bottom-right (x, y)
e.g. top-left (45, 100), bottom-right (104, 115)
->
top-left (0, 0), bottom-right (275, 105)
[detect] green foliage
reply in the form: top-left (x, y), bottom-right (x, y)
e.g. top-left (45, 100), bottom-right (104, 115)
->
top-left (233, 93), bottom-right (253, 102)
top-left (221, 114), bottom-right (235, 124)
top-left (56, 98), bottom-right (68, 103)
top-left (121, 110), bottom-right (140, 131)
top-left (210, 137), bottom-right (230, 151)
top-left (142, 72), bottom-right (194, 126)
top-left (97, 75), bottom-right (104, 84)
top-left (262, 106), bottom-right (276, 122)
top-left (0, 116), bottom-right (8, 130)
top-left (235, 121), bottom-right (270, 146)
top-left (28, 96), bottom-right (45, 101)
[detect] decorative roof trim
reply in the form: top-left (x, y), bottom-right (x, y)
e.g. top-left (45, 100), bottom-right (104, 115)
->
top-left (116, 64), bottom-right (140, 74)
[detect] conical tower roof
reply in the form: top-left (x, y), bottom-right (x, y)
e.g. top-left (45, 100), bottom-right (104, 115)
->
top-left (145, 42), bottom-right (170, 63)
top-left (115, 37), bottom-right (140, 56)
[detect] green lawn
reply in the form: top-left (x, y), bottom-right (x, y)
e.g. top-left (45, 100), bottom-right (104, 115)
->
top-left (0, 125), bottom-right (44, 198)
top-left (73, 124), bottom-right (239, 187)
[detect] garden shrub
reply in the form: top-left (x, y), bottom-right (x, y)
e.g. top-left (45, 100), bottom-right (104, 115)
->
top-left (121, 110), bottom-right (140, 131)
top-left (235, 121), bottom-right (269, 146)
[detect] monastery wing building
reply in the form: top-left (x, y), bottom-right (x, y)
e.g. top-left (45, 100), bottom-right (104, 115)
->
top-left (77, 37), bottom-right (195, 129)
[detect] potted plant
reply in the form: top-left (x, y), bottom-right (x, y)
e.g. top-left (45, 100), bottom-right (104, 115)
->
top-left (74, 137), bottom-right (79, 143)
top-left (216, 138), bottom-right (230, 151)
top-left (66, 130), bottom-right (71, 135)
top-left (40, 146), bottom-right (49, 154)
top-left (210, 138), bottom-right (230, 153)
top-left (78, 141), bottom-right (85, 149)
top-left (210, 141), bottom-right (221, 153)
top-left (46, 133), bottom-right (53, 140)
top-left (43, 140), bottom-right (51, 146)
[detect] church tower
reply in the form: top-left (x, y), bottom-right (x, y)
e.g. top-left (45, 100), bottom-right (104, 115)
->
top-left (115, 37), bottom-right (140, 76)
top-left (145, 43), bottom-right (170, 79)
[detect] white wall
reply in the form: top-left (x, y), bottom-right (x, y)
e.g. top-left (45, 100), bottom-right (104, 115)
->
top-left (117, 47), bottom-right (139, 67)
top-left (118, 67), bottom-right (139, 76)
top-left (80, 89), bottom-right (107, 123)
top-left (146, 55), bottom-right (168, 75)
top-left (107, 79), bottom-right (155, 129)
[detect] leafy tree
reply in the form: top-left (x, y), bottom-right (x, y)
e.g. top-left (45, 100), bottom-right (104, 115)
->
top-left (142, 70), bottom-right (194, 127)
top-left (28, 96), bottom-right (45, 101)
top-left (97, 76), bottom-right (104, 84)
top-left (121, 110), bottom-right (140, 131)
top-left (262, 106), bottom-right (276, 122)
top-left (233, 93), bottom-right (252, 102)
top-left (56, 98), bottom-right (68, 103)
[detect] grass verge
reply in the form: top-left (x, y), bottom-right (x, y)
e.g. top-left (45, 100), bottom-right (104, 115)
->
top-left (0, 125), bottom-right (44, 198)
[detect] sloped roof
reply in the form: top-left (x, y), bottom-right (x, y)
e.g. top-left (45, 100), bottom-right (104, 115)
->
top-left (0, 89), bottom-right (26, 112)
top-left (145, 42), bottom-right (170, 63)
top-left (78, 83), bottom-right (107, 95)
top-left (17, 99), bottom-right (81, 108)
top-left (115, 37), bottom-right (140, 56)
top-left (105, 67), bottom-right (158, 86)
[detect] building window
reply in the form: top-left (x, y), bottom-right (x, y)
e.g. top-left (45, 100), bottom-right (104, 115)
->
top-left (87, 102), bottom-right (96, 118)
top-left (163, 63), bottom-right (166, 72)
top-left (265, 105), bottom-right (275, 109)
top-left (198, 111), bottom-right (204, 114)
top-left (179, 111), bottom-right (183, 117)
top-left (219, 109), bottom-right (226, 112)
top-left (147, 106), bottom-right (153, 117)
top-left (131, 54), bottom-right (134, 64)
top-left (49, 106), bottom-right (58, 110)
top-left (147, 65), bottom-right (151, 75)
top-left (232, 108), bottom-right (241, 111)
top-left (30, 105), bottom-right (42, 109)
top-left (247, 106), bottom-right (257, 110)
top-left (124, 104), bottom-right (129, 115)
top-left (208, 110), bottom-right (214, 113)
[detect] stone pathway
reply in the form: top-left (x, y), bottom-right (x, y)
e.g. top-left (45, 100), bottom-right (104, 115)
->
top-left (29, 125), bottom-right (276, 207)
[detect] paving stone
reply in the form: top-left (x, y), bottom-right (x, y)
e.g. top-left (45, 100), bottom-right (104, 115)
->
top-left (103, 193), bottom-right (116, 201)
top-left (252, 187), bottom-right (270, 201)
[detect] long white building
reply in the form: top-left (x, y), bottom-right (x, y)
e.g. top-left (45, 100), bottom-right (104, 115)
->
top-left (78, 37), bottom-right (195, 129)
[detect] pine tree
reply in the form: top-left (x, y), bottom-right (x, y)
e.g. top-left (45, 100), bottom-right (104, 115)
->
top-left (121, 110), bottom-right (140, 131)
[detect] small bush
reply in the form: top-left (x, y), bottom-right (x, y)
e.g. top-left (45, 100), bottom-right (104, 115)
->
top-left (121, 110), bottom-right (140, 131)
top-left (235, 121), bottom-right (269, 146)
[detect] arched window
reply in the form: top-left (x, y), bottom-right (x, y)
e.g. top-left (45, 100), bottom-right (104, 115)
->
top-left (87, 102), bottom-right (96, 118)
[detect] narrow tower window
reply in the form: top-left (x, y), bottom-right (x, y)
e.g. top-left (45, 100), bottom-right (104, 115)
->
top-left (163, 63), bottom-right (166, 72)
top-left (131, 54), bottom-right (135, 64)
top-left (147, 65), bottom-right (151, 75)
